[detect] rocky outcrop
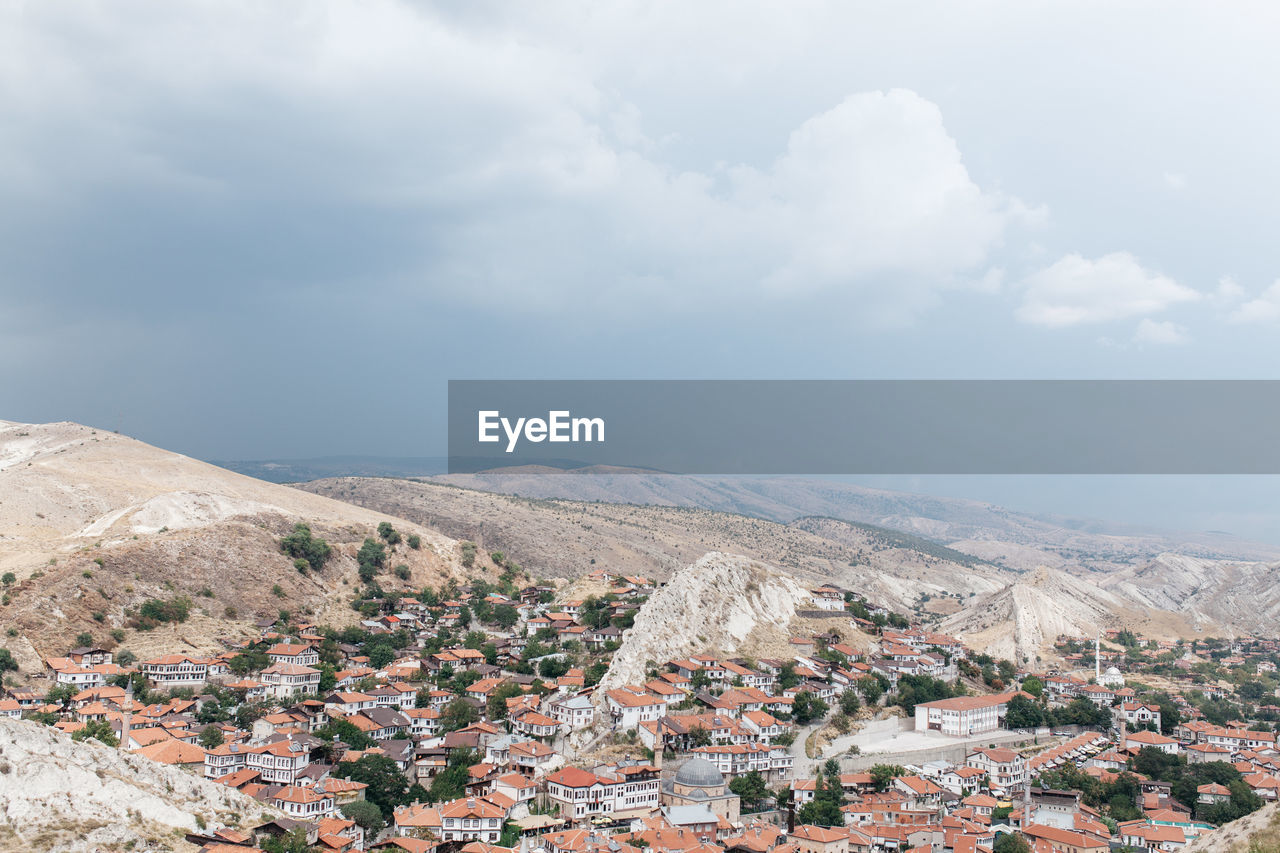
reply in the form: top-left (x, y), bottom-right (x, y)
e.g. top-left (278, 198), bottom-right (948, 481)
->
top-left (1101, 552), bottom-right (1280, 635)
top-left (599, 552), bottom-right (809, 689)
top-left (1182, 801), bottom-right (1280, 853)
top-left (0, 717), bottom-right (275, 852)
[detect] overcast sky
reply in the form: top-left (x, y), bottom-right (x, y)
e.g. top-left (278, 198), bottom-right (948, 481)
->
top-left (5, 2), bottom-right (1280, 537)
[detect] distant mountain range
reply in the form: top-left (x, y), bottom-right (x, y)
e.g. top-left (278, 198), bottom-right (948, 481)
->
top-left (213, 455), bottom-right (449, 483)
top-left (216, 457), bottom-right (1280, 568)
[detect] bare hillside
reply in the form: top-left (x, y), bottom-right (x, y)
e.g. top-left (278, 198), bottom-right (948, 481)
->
top-left (1100, 552), bottom-right (1280, 635)
top-left (0, 420), bottom-right (469, 666)
top-left (939, 566), bottom-right (1210, 663)
top-left (296, 477), bottom-right (1215, 662)
top-left (297, 477), bottom-right (1013, 613)
top-left (428, 469), bottom-right (1280, 569)
top-left (1182, 801), bottom-right (1280, 853)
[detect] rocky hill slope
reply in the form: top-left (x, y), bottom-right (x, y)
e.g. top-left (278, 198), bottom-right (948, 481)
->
top-left (297, 477), bottom-right (1011, 615)
top-left (1182, 801), bottom-right (1280, 853)
top-left (1100, 552), bottom-right (1280, 636)
top-left (598, 553), bottom-right (811, 689)
top-left (0, 420), bottom-right (468, 669)
top-left (298, 476), bottom-right (1236, 663)
top-left (938, 566), bottom-right (1206, 663)
top-left (429, 468), bottom-right (1280, 569)
top-left (0, 717), bottom-right (275, 852)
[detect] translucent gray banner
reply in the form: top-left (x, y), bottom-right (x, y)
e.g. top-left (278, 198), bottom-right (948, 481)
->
top-left (447, 380), bottom-right (1280, 474)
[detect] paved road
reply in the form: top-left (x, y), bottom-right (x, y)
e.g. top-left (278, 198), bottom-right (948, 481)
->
top-left (787, 722), bottom-right (824, 777)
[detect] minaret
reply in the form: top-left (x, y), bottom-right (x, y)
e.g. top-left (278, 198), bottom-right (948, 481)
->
top-left (1022, 773), bottom-right (1032, 826)
top-left (1095, 635), bottom-right (1101, 682)
top-left (119, 679), bottom-right (134, 751)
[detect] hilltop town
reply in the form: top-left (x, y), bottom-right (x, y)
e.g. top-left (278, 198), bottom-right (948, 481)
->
top-left (4, 530), bottom-right (1280, 853)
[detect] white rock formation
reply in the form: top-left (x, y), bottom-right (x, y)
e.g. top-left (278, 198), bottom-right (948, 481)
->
top-left (599, 551), bottom-right (809, 689)
top-left (0, 717), bottom-right (274, 852)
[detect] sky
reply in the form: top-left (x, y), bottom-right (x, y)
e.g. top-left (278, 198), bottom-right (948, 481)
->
top-left (4, 2), bottom-right (1280, 538)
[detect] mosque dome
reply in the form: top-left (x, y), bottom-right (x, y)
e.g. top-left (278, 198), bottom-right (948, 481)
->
top-left (674, 757), bottom-right (724, 788)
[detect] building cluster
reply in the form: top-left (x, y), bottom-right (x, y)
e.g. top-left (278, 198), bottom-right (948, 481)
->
top-left (6, 571), bottom-right (1280, 853)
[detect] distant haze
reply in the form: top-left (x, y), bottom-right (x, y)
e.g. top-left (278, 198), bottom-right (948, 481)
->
top-left (216, 453), bottom-right (1280, 547)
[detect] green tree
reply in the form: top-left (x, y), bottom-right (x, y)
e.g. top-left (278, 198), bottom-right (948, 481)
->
top-left (730, 771), bottom-right (770, 811)
top-left (870, 764), bottom-right (905, 793)
top-left (487, 683), bottom-right (525, 721)
top-left (1153, 693), bottom-right (1182, 735)
top-left (72, 719), bottom-right (119, 746)
top-left (229, 647), bottom-right (270, 675)
top-left (797, 769), bottom-right (844, 826)
top-left (585, 661), bottom-right (608, 687)
top-left (1005, 693), bottom-right (1045, 729)
top-left (539, 656), bottom-right (570, 679)
top-left (893, 674), bottom-right (963, 714)
top-left (858, 675), bottom-right (885, 704)
top-left (688, 725), bottom-right (713, 747)
top-left (993, 833), bottom-right (1031, 853)
top-left (429, 762), bottom-right (470, 802)
top-left (357, 538), bottom-right (387, 581)
top-left (334, 754), bottom-right (409, 816)
top-left (281, 523), bottom-right (332, 572)
top-left (341, 799), bottom-right (386, 834)
top-left (1057, 697), bottom-right (1111, 729)
top-left (441, 696), bottom-right (479, 733)
top-left (377, 522), bottom-right (402, 546)
top-left (366, 641), bottom-right (395, 669)
top-left (137, 595), bottom-right (192, 626)
top-left (198, 727), bottom-right (225, 748)
top-left (792, 691), bottom-right (829, 725)
top-left (262, 828), bottom-right (313, 853)
top-left (0, 648), bottom-right (17, 673)
top-left (315, 718), bottom-right (374, 752)
top-left (493, 604), bottom-right (519, 630)
top-left (46, 684), bottom-right (75, 705)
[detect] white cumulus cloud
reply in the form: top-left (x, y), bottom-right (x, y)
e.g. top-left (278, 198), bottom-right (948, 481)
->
top-left (1228, 280), bottom-right (1280, 325)
top-left (1133, 318), bottom-right (1189, 345)
top-left (1016, 252), bottom-right (1200, 327)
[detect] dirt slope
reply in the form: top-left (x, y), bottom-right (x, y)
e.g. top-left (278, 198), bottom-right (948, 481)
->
top-left (1182, 801), bottom-right (1280, 853)
top-left (1101, 552), bottom-right (1280, 636)
top-left (429, 469), bottom-right (1280, 568)
top-left (297, 477), bottom-right (1011, 609)
top-left (940, 565), bottom-right (1215, 664)
top-left (0, 420), bottom-right (466, 666)
top-left (298, 477), bottom-right (1233, 662)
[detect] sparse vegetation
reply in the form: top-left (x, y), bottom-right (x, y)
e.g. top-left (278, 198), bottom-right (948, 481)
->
top-left (134, 596), bottom-right (192, 629)
top-left (280, 522), bottom-right (332, 572)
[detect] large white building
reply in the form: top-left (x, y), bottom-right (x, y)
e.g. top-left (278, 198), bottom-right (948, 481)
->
top-left (140, 654), bottom-right (209, 687)
top-left (914, 695), bottom-right (1006, 736)
top-left (545, 765), bottom-right (661, 820)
